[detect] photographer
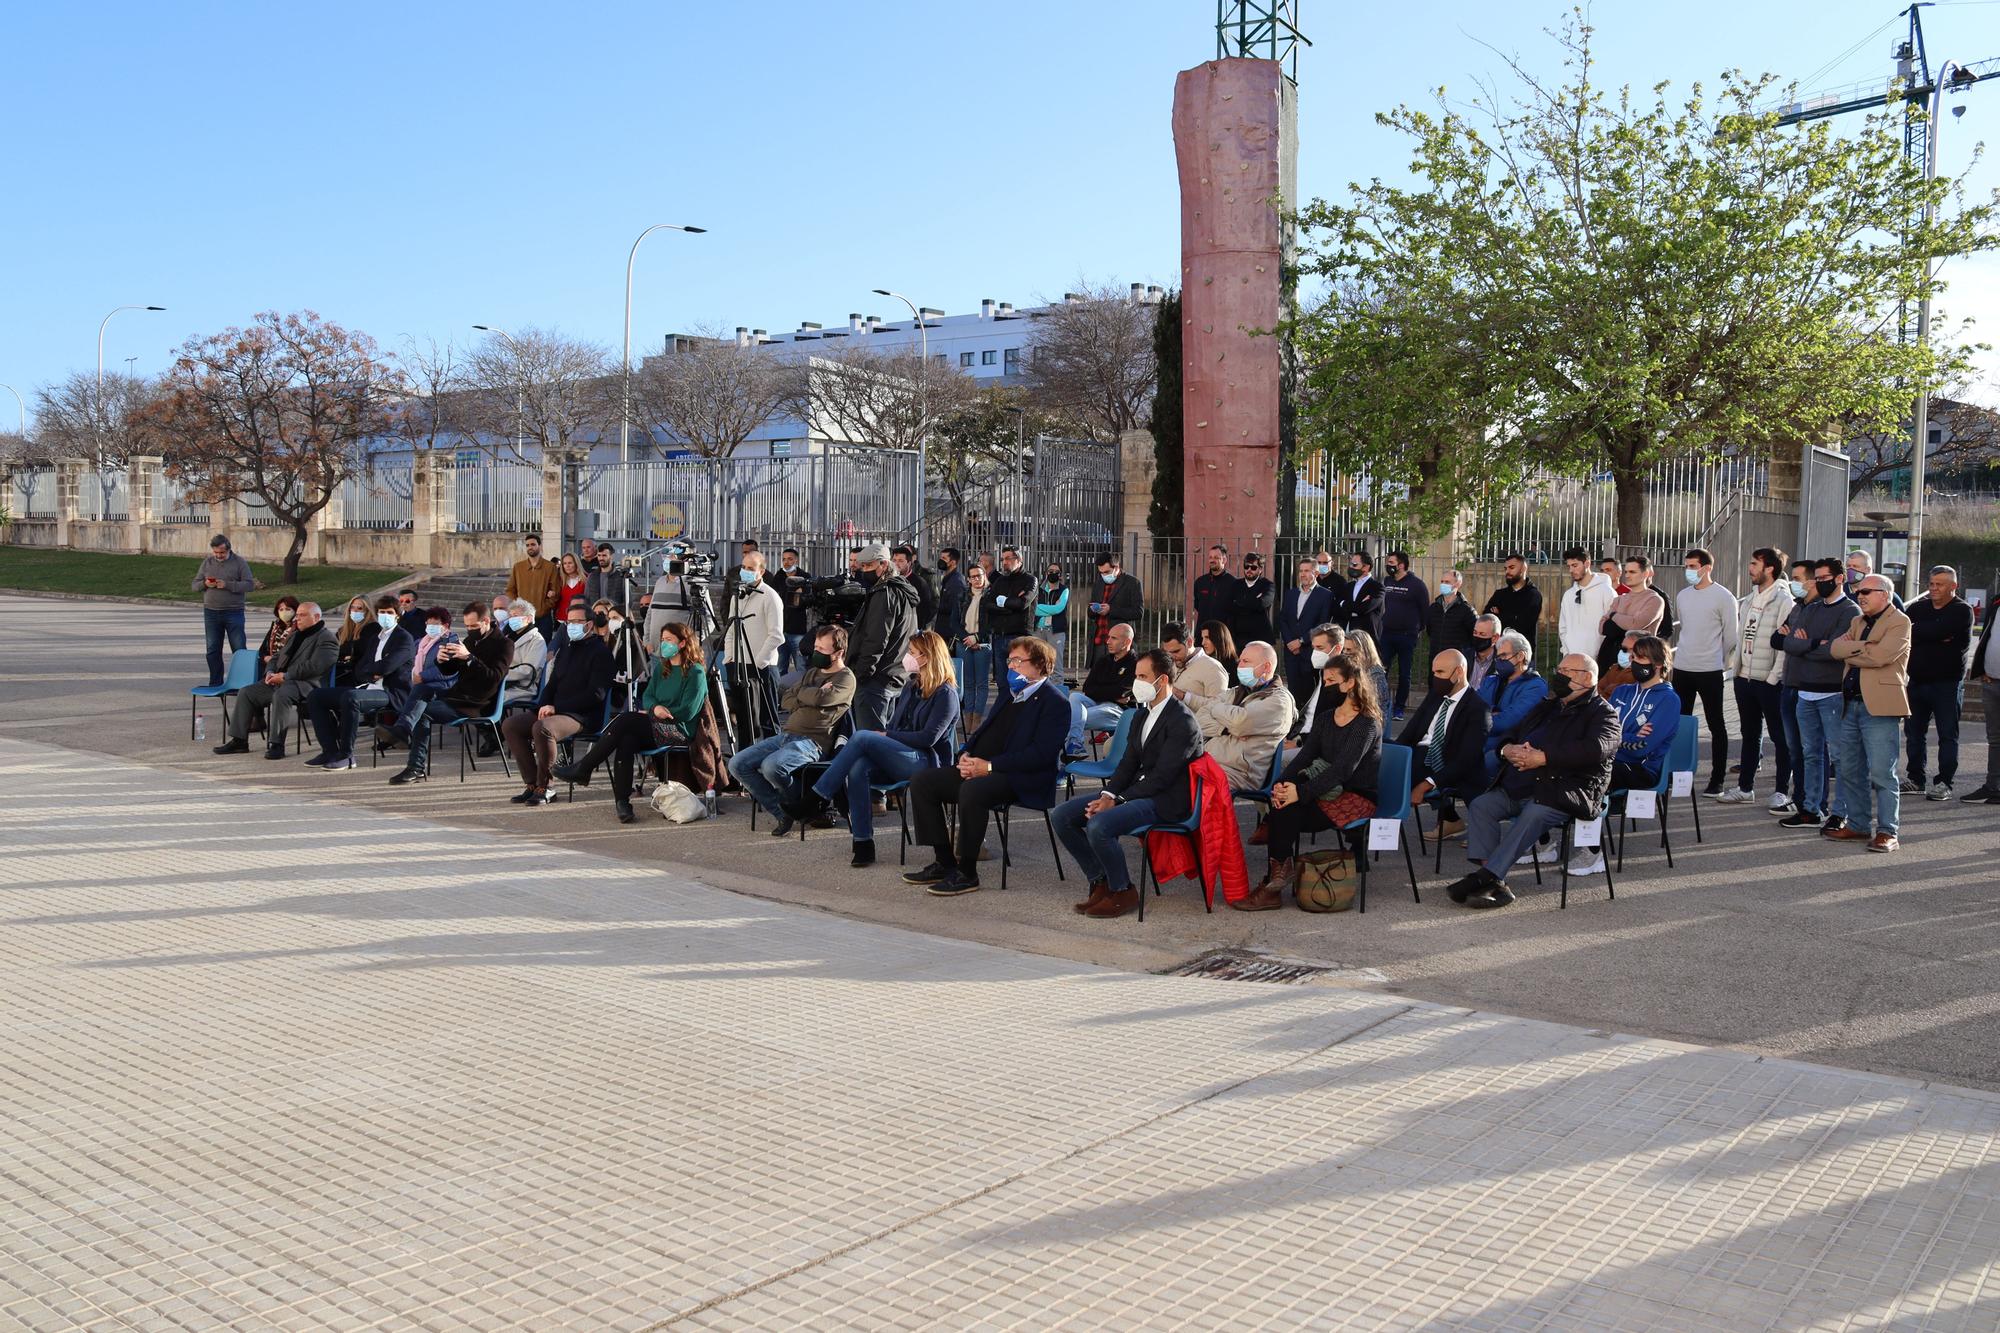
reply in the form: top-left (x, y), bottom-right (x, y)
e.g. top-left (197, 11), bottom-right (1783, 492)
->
top-left (769, 547), bottom-right (812, 674)
top-left (724, 550), bottom-right (787, 738)
top-left (846, 543), bottom-right (921, 732)
top-left (983, 545), bottom-right (1036, 692)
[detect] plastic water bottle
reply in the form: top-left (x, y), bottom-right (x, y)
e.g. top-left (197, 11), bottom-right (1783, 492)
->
top-left (194, 714), bottom-right (206, 742)
top-left (703, 787), bottom-right (717, 819)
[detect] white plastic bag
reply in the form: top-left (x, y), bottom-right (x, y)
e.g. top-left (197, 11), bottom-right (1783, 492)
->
top-left (650, 780), bottom-right (710, 823)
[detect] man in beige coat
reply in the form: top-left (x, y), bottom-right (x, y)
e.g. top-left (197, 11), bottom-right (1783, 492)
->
top-left (1189, 641), bottom-right (1296, 790)
top-left (1825, 575), bottom-right (1911, 852)
top-left (1163, 622), bottom-right (1229, 706)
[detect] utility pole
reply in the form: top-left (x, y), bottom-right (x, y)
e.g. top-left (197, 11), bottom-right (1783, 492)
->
top-left (1773, 6), bottom-right (1997, 596)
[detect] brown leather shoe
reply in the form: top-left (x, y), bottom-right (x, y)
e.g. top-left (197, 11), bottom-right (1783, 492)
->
top-left (1230, 884), bottom-right (1284, 912)
top-left (1084, 888), bottom-right (1140, 919)
top-left (1073, 878), bottom-right (1110, 914)
top-left (1823, 825), bottom-right (1871, 842)
top-left (1251, 855), bottom-right (1296, 895)
top-left (1248, 819), bottom-right (1269, 846)
top-left (1867, 833), bottom-right (1900, 853)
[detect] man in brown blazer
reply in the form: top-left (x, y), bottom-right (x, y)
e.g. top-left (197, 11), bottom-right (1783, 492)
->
top-left (1825, 575), bottom-right (1911, 852)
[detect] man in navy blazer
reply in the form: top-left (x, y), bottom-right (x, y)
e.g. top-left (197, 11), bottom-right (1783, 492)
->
top-left (1278, 558), bottom-right (1337, 702)
top-left (905, 636), bottom-right (1069, 897)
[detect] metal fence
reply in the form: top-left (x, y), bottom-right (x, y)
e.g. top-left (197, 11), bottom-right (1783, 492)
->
top-left (155, 473), bottom-right (211, 526)
top-left (12, 468), bottom-right (56, 518)
top-left (575, 446), bottom-right (920, 547)
top-left (443, 458), bottom-right (537, 533)
top-left (75, 469), bottom-right (129, 521)
top-left (919, 435), bottom-right (1123, 562)
top-left (341, 462), bottom-right (414, 530)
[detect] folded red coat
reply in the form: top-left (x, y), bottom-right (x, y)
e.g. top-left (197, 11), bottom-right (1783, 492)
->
top-left (1145, 752), bottom-right (1251, 904)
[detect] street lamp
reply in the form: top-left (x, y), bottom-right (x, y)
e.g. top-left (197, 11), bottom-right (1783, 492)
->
top-left (0, 383), bottom-right (23, 434)
top-left (471, 324), bottom-right (526, 459)
top-left (1906, 60), bottom-right (1966, 601)
top-left (622, 223), bottom-right (706, 463)
top-left (94, 304), bottom-right (163, 489)
top-left (872, 288), bottom-right (930, 540)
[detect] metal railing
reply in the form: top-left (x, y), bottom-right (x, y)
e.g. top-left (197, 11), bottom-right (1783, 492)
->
top-left (155, 473), bottom-right (211, 526)
top-left (442, 457), bottom-right (537, 533)
top-left (341, 462), bottom-right (414, 531)
top-left (12, 468), bottom-right (56, 518)
top-left (75, 470), bottom-right (129, 521)
top-left (575, 446), bottom-right (920, 546)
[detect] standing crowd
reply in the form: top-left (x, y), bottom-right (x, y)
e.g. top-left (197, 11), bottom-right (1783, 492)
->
top-left (194, 528), bottom-right (1995, 918)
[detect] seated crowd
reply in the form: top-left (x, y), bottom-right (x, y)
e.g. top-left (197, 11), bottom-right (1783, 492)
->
top-left (201, 530), bottom-right (1974, 920)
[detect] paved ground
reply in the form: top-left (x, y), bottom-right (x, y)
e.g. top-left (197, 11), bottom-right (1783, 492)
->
top-left (6, 735), bottom-right (2000, 1330)
top-left (2, 594), bottom-right (1994, 1092)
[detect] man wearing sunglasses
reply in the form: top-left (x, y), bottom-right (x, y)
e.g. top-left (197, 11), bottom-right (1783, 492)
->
top-left (1825, 574), bottom-right (1912, 852)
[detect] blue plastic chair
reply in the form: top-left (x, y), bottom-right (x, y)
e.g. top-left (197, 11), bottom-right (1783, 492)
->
top-left (1611, 722), bottom-right (1695, 873)
top-left (1062, 708), bottom-right (1137, 799)
top-left (191, 649), bottom-right (259, 739)
top-left (443, 683), bottom-right (509, 782)
top-left (560, 694), bottom-right (619, 803)
top-left (1338, 744), bottom-right (1421, 914)
top-left (1130, 773), bottom-right (1208, 921)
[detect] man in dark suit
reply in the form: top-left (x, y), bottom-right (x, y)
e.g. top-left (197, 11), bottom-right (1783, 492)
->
top-left (1052, 649), bottom-right (1205, 919)
top-left (1278, 557), bottom-right (1336, 702)
top-left (305, 594), bottom-right (416, 771)
top-left (1396, 650), bottom-right (1491, 833)
top-left (1231, 552), bottom-right (1277, 651)
top-left (904, 635), bottom-right (1070, 897)
top-left (1343, 551), bottom-right (1386, 642)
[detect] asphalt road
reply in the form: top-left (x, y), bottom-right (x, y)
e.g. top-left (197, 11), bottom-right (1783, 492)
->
top-left (3, 591), bottom-right (1994, 1091)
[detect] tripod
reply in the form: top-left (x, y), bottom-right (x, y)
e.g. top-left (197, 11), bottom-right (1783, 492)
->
top-left (718, 584), bottom-right (775, 756)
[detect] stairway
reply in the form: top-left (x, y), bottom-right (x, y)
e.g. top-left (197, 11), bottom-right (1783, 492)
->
top-left (393, 570), bottom-right (514, 611)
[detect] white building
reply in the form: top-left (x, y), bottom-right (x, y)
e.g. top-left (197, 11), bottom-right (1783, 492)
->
top-left (632, 285), bottom-right (1166, 459)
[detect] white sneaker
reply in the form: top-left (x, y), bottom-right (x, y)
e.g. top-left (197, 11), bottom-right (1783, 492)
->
top-left (1718, 787), bottom-right (1755, 804)
top-left (1926, 780), bottom-right (1953, 802)
top-left (1567, 852), bottom-right (1605, 876)
top-left (1767, 792), bottom-right (1796, 814)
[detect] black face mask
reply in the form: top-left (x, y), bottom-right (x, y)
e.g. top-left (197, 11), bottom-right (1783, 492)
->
top-left (810, 651), bottom-right (833, 670)
top-left (1471, 636), bottom-right (1494, 655)
top-left (856, 570), bottom-right (879, 588)
top-left (1431, 674), bottom-right (1456, 696)
top-left (1630, 662), bottom-right (1659, 684)
top-left (1348, 566), bottom-right (1363, 579)
top-left (1549, 672), bottom-right (1576, 699)
top-left (1815, 578), bottom-right (1839, 599)
top-left (936, 560), bottom-right (950, 572)
top-left (1322, 684), bottom-right (1346, 708)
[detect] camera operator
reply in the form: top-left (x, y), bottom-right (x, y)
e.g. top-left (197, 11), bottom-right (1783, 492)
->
top-left (725, 550), bottom-right (787, 737)
top-left (847, 542), bottom-right (921, 732)
top-left (983, 545), bottom-right (1036, 693)
top-left (641, 545), bottom-right (711, 647)
top-left (892, 544), bottom-right (938, 632)
top-left (770, 547), bottom-right (812, 674)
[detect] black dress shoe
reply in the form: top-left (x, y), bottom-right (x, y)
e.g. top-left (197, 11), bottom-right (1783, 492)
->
top-left (212, 738), bottom-right (249, 755)
top-left (1446, 869), bottom-right (1494, 904)
top-left (902, 861), bottom-right (952, 885)
top-left (1466, 883), bottom-right (1517, 910)
top-left (389, 768), bottom-right (425, 786)
top-left (263, 747), bottom-right (287, 761)
top-left (769, 816), bottom-right (795, 838)
top-left (927, 870), bottom-right (982, 897)
top-left (550, 761), bottom-right (587, 786)
top-left (614, 797), bottom-right (635, 824)
top-left (510, 788), bottom-right (539, 805)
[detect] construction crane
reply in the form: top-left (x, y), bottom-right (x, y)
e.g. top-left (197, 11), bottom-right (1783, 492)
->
top-left (1771, 5), bottom-right (1998, 596)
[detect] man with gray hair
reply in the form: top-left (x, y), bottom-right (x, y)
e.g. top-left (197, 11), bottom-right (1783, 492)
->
top-left (1467, 613), bottom-right (1504, 691)
top-left (214, 600), bottom-right (335, 758)
top-left (1824, 574), bottom-right (1912, 852)
top-left (845, 542), bottom-right (921, 732)
top-left (1475, 629), bottom-right (1549, 785)
top-left (192, 533), bottom-right (255, 686)
top-left (1901, 565), bottom-right (1972, 801)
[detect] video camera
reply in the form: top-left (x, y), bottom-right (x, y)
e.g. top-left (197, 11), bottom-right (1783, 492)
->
top-left (663, 538), bottom-right (715, 581)
top-left (806, 573), bottom-right (868, 629)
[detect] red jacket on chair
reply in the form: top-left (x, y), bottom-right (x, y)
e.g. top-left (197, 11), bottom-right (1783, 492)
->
top-left (1145, 753), bottom-right (1251, 905)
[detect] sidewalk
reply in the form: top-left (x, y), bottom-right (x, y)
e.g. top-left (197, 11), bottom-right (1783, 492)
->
top-left (3, 735), bottom-right (1997, 1330)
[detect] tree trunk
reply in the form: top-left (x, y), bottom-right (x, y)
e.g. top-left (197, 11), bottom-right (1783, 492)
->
top-left (1612, 468), bottom-right (1647, 555)
top-left (282, 522), bottom-right (308, 584)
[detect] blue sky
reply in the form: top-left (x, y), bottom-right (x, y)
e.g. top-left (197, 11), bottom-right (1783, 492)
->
top-left (2, 0), bottom-right (1996, 426)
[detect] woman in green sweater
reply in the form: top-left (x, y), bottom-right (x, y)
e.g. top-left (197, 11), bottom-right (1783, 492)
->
top-left (554, 621), bottom-right (709, 822)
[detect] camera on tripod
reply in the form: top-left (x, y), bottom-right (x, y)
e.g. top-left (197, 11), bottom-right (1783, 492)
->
top-left (806, 573), bottom-right (868, 628)
top-left (662, 538), bottom-right (715, 581)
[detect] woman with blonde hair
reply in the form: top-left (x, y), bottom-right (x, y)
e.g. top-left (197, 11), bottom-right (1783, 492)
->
top-left (807, 629), bottom-right (961, 867)
top-left (1343, 628), bottom-right (1391, 719)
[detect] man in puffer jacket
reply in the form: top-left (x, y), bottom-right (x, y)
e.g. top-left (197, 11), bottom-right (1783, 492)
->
top-left (1722, 546), bottom-right (1796, 810)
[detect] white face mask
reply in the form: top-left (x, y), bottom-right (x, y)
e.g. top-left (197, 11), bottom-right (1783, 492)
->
top-left (607, 617), bottom-right (624, 634)
top-left (1310, 648), bottom-right (1333, 669)
top-left (902, 652), bottom-right (921, 674)
top-left (1129, 677), bottom-right (1159, 706)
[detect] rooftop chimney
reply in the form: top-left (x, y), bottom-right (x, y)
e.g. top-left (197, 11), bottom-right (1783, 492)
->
top-left (798, 321), bottom-right (822, 332)
top-left (997, 302), bottom-right (1015, 317)
top-left (980, 298), bottom-right (996, 320)
top-left (734, 327), bottom-right (751, 348)
top-left (1064, 292), bottom-right (1085, 305)
top-left (849, 312), bottom-right (864, 332)
top-left (751, 329), bottom-right (768, 342)
top-left (1130, 282), bottom-right (1144, 302)
top-left (866, 314), bottom-right (883, 331)
top-left (1147, 285), bottom-right (1165, 302)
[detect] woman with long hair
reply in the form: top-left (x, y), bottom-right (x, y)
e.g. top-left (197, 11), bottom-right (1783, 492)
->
top-left (1236, 656), bottom-right (1384, 911)
top-left (555, 621), bottom-right (709, 823)
top-left (1343, 628), bottom-right (1392, 720)
top-left (803, 629), bottom-right (961, 867)
top-left (335, 594), bottom-right (371, 650)
top-left (554, 552), bottom-right (588, 624)
top-left (1198, 619), bottom-right (1238, 680)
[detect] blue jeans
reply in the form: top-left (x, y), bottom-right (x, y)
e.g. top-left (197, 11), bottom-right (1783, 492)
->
top-left (1381, 631), bottom-right (1421, 712)
top-left (203, 607), bottom-right (246, 686)
top-left (1794, 693), bottom-right (1843, 816)
top-left (1051, 793), bottom-right (1158, 893)
top-left (812, 731), bottom-right (924, 840)
top-left (779, 632), bottom-right (803, 675)
top-left (729, 733), bottom-right (822, 820)
top-left (307, 684), bottom-right (388, 760)
top-left (957, 644), bottom-right (992, 717)
top-left (1778, 685), bottom-right (1818, 809)
top-left (989, 630), bottom-right (1014, 693)
top-left (1464, 788), bottom-right (1568, 878)
top-left (1904, 679), bottom-right (1963, 784)
top-left (403, 698), bottom-right (469, 774)
top-left (1835, 700), bottom-right (1902, 836)
top-left (1068, 695), bottom-right (1124, 755)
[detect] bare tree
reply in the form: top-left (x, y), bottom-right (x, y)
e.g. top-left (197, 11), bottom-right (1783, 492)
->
top-left (807, 341), bottom-right (976, 456)
top-left (384, 335), bottom-right (467, 456)
top-left (463, 327), bottom-right (615, 463)
top-left (139, 310), bottom-right (391, 583)
top-left (31, 370), bottom-right (161, 511)
top-left (1020, 282), bottom-right (1158, 440)
top-left (1845, 386), bottom-right (2000, 496)
top-left (927, 386), bottom-right (1063, 531)
top-left (0, 427), bottom-right (62, 519)
top-left (628, 330), bottom-right (806, 458)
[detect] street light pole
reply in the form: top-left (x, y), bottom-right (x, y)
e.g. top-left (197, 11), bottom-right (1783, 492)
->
top-left (622, 223), bottom-right (706, 464)
top-left (0, 383), bottom-right (23, 434)
top-left (95, 304), bottom-right (164, 473)
top-left (471, 325), bottom-right (526, 459)
top-left (873, 288), bottom-right (929, 542)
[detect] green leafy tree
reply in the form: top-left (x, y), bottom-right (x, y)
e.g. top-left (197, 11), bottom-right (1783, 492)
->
top-left (1147, 291), bottom-right (1183, 540)
top-left (1289, 14), bottom-right (1996, 547)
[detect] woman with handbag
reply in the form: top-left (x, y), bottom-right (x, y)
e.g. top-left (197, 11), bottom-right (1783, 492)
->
top-left (553, 621), bottom-right (708, 824)
top-left (806, 630), bottom-right (960, 868)
top-left (1234, 656), bottom-right (1383, 911)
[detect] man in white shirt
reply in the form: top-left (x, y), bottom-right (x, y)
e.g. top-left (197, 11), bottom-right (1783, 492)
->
top-left (1675, 547), bottom-right (1742, 795)
top-left (1295, 624), bottom-right (1347, 736)
top-left (724, 550), bottom-right (788, 737)
top-left (1557, 545), bottom-right (1617, 660)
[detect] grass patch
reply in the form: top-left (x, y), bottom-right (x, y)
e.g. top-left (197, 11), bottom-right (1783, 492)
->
top-left (0, 547), bottom-right (410, 607)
